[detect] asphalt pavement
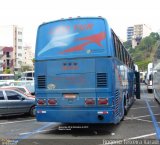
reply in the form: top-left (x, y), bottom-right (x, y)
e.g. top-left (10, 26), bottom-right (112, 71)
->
top-left (0, 84), bottom-right (160, 145)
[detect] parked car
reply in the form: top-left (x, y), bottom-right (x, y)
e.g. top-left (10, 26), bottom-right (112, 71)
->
top-left (0, 88), bottom-right (36, 117)
top-left (18, 77), bottom-right (34, 81)
top-left (1, 86), bottom-right (34, 97)
top-left (7, 80), bottom-right (35, 95)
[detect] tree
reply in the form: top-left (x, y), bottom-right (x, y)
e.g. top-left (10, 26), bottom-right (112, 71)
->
top-left (123, 32), bottom-right (160, 71)
top-left (123, 41), bottom-right (132, 49)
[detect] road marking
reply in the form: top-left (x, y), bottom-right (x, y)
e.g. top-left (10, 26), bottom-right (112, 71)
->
top-left (135, 118), bottom-right (154, 123)
top-left (133, 118), bottom-right (160, 124)
top-left (143, 90), bottom-right (160, 141)
top-left (15, 122), bottom-right (59, 143)
top-left (0, 119), bottom-right (36, 125)
top-left (127, 133), bottom-right (156, 140)
top-left (19, 128), bottom-right (54, 135)
top-left (125, 113), bottom-right (160, 120)
top-left (131, 106), bottom-right (159, 110)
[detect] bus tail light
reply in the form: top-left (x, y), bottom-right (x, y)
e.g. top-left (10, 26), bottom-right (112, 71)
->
top-left (85, 98), bottom-right (95, 105)
top-left (48, 99), bottom-right (57, 105)
top-left (98, 98), bottom-right (108, 105)
top-left (37, 99), bottom-right (46, 105)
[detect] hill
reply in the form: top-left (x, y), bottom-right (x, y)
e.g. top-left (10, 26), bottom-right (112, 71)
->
top-left (123, 32), bottom-right (160, 71)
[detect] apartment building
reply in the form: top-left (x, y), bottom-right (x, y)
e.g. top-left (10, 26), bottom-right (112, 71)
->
top-left (23, 45), bottom-right (34, 68)
top-left (127, 24), bottom-right (152, 48)
top-left (0, 25), bottom-right (23, 72)
top-left (127, 27), bottom-right (134, 41)
top-left (0, 47), bottom-right (3, 72)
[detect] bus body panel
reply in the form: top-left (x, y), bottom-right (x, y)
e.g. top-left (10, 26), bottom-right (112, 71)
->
top-left (36, 108), bottom-right (115, 123)
top-left (35, 58), bottom-right (113, 91)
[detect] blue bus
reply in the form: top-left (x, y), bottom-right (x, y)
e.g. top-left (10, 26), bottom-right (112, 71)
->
top-left (35, 17), bottom-right (140, 124)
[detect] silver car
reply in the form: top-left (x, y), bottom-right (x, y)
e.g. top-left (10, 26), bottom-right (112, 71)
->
top-left (0, 88), bottom-right (35, 117)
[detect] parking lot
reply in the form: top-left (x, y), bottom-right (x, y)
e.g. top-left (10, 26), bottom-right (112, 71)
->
top-left (0, 84), bottom-right (160, 145)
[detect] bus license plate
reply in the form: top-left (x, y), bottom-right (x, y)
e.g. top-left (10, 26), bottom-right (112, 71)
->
top-left (64, 94), bottom-right (76, 99)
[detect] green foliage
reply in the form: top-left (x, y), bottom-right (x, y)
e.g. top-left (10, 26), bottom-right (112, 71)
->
top-left (32, 58), bottom-right (35, 63)
top-left (136, 59), bottom-right (151, 71)
top-left (3, 69), bottom-right (11, 74)
top-left (123, 32), bottom-right (160, 71)
top-left (123, 40), bottom-right (132, 50)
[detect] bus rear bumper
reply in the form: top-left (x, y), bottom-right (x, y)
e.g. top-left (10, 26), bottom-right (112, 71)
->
top-left (36, 108), bottom-right (116, 124)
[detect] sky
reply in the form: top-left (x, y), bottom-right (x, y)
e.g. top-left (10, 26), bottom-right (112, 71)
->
top-left (0, 0), bottom-right (160, 51)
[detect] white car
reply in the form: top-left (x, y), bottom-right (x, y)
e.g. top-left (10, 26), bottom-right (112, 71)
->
top-left (18, 77), bottom-right (34, 81)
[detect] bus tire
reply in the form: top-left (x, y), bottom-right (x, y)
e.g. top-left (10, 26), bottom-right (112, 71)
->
top-left (29, 106), bottom-right (36, 117)
top-left (124, 98), bottom-right (127, 116)
top-left (121, 112), bottom-right (125, 121)
top-left (121, 97), bottom-right (126, 121)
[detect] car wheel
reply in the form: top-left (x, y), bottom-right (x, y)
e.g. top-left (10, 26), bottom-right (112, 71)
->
top-left (29, 106), bottom-right (36, 117)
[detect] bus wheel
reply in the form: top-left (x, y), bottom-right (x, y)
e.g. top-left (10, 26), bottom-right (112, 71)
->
top-left (124, 98), bottom-right (127, 116)
top-left (121, 112), bottom-right (125, 121)
top-left (121, 98), bottom-right (126, 121)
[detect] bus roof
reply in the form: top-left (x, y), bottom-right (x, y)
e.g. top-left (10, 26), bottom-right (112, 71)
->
top-left (39, 17), bottom-right (106, 28)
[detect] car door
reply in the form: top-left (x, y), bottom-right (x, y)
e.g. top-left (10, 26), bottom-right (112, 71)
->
top-left (0, 91), bottom-right (8, 115)
top-left (5, 90), bottom-right (27, 114)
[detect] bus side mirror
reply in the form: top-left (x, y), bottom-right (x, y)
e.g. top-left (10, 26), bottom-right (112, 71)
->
top-left (135, 72), bottom-right (140, 99)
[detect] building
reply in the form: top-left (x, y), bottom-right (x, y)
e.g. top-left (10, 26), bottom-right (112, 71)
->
top-left (127, 27), bottom-right (134, 41)
top-left (0, 46), bottom-right (14, 73)
top-left (127, 24), bottom-right (152, 48)
top-left (0, 25), bottom-right (23, 71)
top-left (22, 45), bottom-right (34, 69)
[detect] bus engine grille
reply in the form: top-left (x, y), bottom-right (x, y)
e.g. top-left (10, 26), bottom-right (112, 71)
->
top-left (37, 75), bottom-right (46, 89)
top-left (97, 73), bottom-right (108, 87)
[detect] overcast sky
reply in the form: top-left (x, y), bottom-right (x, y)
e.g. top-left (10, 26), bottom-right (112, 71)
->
top-left (0, 0), bottom-right (160, 50)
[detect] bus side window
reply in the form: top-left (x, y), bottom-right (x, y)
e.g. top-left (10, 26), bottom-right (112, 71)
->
top-left (117, 41), bottom-right (121, 60)
top-left (124, 50), bottom-right (127, 65)
top-left (121, 45), bottom-right (124, 62)
top-left (112, 32), bottom-right (117, 57)
top-left (121, 47), bottom-right (124, 64)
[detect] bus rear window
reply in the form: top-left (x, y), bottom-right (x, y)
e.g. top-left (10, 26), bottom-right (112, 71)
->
top-left (36, 18), bottom-right (107, 59)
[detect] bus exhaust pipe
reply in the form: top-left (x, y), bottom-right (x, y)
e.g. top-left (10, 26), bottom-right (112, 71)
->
top-left (98, 115), bottom-right (104, 120)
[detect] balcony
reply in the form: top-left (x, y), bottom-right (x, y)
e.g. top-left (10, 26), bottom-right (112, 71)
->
top-left (0, 51), bottom-right (3, 56)
top-left (6, 55), bottom-right (11, 58)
